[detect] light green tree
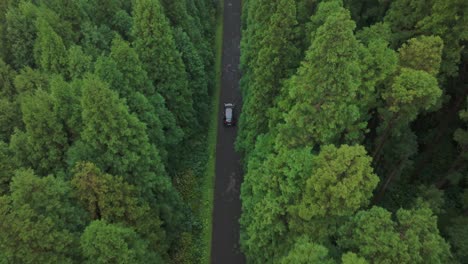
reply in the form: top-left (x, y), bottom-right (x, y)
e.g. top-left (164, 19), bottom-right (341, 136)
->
top-left (80, 220), bottom-right (161, 264)
top-left (237, 0), bottom-right (299, 157)
top-left (276, 6), bottom-right (364, 148)
top-left (398, 35), bottom-right (444, 76)
top-left (278, 237), bottom-right (335, 264)
top-left (338, 206), bottom-right (452, 264)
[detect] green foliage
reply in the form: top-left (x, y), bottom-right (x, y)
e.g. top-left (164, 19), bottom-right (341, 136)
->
top-left (295, 145), bottom-right (378, 220)
top-left (237, 0), bottom-right (299, 157)
top-left (339, 206), bottom-right (452, 264)
top-left (5, 1), bottom-right (38, 69)
top-left (33, 18), bottom-right (67, 74)
top-left (398, 36), bottom-right (444, 76)
top-left (133, 0), bottom-right (194, 134)
top-left (239, 1), bottom-right (465, 263)
top-left (418, 0), bottom-right (468, 78)
top-left (0, 141), bottom-right (14, 194)
top-left (94, 37), bottom-right (172, 162)
top-left (73, 74), bottom-right (163, 192)
top-left (278, 237), bottom-right (335, 264)
top-left (174, 28), bottom-right (209, 127)
top-left (66, 45), bottom-right (92, 80)
top-left (0, 170), bottom-right (83, 263)
top-left (18, 89), bottom-right (68, 175)
top-left (81, 220), bottom-right (161, 264)
top-left (341, 252), bottom-right (369, 264)
top-left (446, 216), bottom-right (468, 262)
top-left (13, 66), bottom-right (49, 94)
top-left (384, 0), bottom-right (431, 45)
top-left (276, 5), bottom-right (365, 148)
top-left (383, 68), bottom-right (441, 116)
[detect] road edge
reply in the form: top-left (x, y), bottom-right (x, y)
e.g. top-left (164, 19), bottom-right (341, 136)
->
top-left (200, 1), bottom-right (224, 263)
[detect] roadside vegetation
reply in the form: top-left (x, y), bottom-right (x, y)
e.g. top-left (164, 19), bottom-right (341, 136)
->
top-left (238, 0), bottom-right (467, 263)
top-left (0, 0), bottom-right (216, 263)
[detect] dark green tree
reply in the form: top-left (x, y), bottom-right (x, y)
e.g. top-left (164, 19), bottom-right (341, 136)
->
top-left (66, 45), bottom-right (92, 80)
top-left (0, 141), bottom-right (14, 194)
top-left (237, 0), bottom-right (299, 157)
top-left (174, 28), bottom-right (209, 127)
top-left (73, 74), bottom-right (163, 192)
top-left (276, 5), bottom-right (365, 149)
top-left (15, 89), bottom-right (68, 175)
top-left (5, 1), bottom-right (38, 69)
top-left (132, 0), bottom-right (194, 134)
top-left (80, 220), bottom-right (161, 264)
top-left (0, 170), bottom-right (83, 263)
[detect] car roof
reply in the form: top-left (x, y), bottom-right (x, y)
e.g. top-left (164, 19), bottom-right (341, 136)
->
top-left (226, 108), bottom-right (232, 119)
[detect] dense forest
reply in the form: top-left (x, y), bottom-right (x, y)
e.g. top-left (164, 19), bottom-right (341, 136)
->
top-left (238, 0), bottom-right (467, 263)
top-left (0, 0), bottom-right (215, 263)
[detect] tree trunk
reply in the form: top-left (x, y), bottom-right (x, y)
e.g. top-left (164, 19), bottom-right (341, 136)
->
top-left (373, 159), bottom-right (404, 204)
top-left (410, 93), bottom-right (467, 183)
top-left (436, 146), bottom-right (467, 189)
top-left (372, 113), bottom-right (399, 165)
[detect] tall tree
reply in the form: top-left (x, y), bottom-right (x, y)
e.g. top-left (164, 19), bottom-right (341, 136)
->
top-left (132, 0), bottom-right (194, 134)
top-left (373, 68), bottom-right (442, 165)
top-left (15, 89), bottom-right (68, 175)
top-left (72, 74), bottom-right (163, 193)
top-left (398, 35), bottom-right (444, 76)
top-left (276, 5), bottom-right (365, 149)
top-left (417, 0), bottom-right (468, 78)
top-left (5, 1), bottom-right (38, 69)
top-left (33, 17), bottom-right (67, 74)
top-left (237, 0), bottom-right (299, 157)
top-left (72, 162), bottom-right (168, 257)
top-left (73, 75), bottom-right (184, 245)
top-left (278, 237), bottom-right (335, 264)
top-left (0, 170), bottom-right (84, 263)
top-left (80, 220), bottom-right (161, 264)
top-left (294, 145), bottom-right (378, 220)
top-left (0, 59), bottom-right (20, 142)
top-left (0, 141), bottom-right (14, 194)
top-left (174, 28), bottom-right (209, 127)
top-left (338, 206), bottom-right (452, 263)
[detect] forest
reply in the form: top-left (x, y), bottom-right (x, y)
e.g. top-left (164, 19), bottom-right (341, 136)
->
top-left (0, 0), bottom-right (216, 263)
top-left (238, 0), bottom-right (467, 263)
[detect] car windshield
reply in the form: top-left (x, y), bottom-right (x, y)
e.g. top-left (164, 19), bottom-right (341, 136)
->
top-left (226, 108), bottom-right (232, 121)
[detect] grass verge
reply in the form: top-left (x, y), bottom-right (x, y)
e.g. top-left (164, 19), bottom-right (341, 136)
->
top-left (199, 2), bottom-right (224, 263)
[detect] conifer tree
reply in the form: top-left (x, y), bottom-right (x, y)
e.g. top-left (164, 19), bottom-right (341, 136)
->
top-left (276, 6), bottom-right (365, 149)
top-left (237, 0), bottom-right (299, 157)
top-left (418, 0), bottom-right (468, 78)
top-left (338, 206), bottom-right (452, 263)
top-left (81, 220), bottom-right (161, 264)
top-left (33, 17), bottom-right (67, 74)
top-left (18, 89), bottom-right (68, 175)
top-left (398, 35), bottom-right (444, 76)
top-left (0, 170), bottom-right (84, 263)
top-left (174, 28), bottom-right (209, 126)
top-left (0, 141), bottom-right (14, 194)
top-left (132, 0), bottom-right (194, 133)
top-left (6, 1), bottom-right (38, 69)
top-left (66, 45), bottom-right (92, 80)
top-left (279, 237), bottom-right (335, 264)
top-left (75, 74), bottom-right (163, 192)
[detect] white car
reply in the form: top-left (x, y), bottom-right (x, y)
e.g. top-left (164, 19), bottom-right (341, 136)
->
top-left (223, 103), bottom-right (236, 126)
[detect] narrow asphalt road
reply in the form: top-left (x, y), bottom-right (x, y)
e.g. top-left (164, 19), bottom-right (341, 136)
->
top-left (210, 0), bottom-right (245, 263)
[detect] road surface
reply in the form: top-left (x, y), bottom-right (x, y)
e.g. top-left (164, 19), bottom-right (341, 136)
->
top-left (210, 0), bottom-right (245, 263)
